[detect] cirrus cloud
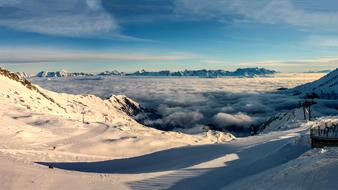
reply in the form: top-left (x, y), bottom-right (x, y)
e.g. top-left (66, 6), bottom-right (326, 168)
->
top-left (0, 0), bottom-right (119, 37)
top-left (174, 0), bottom-right (338, 29)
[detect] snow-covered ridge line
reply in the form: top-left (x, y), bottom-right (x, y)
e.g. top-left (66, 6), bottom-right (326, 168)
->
top-left (0, 67), bottom-right (143, 123)
top-left (0, 67), bottom-right (66, 111)
top-left (289, 68), bottom-right (338, 98)
top-left (259, 108), bottom-right (307, 133)
top-left (33, 67), bottom-right (277, 78)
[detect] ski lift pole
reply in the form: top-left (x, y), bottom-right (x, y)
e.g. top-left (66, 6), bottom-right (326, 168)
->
top-left (103, 114), bottom-right (108, 123)
top-left (308, 105), bottom-right (312, 121)
top-left (81, 111), bottom-right (85, 124)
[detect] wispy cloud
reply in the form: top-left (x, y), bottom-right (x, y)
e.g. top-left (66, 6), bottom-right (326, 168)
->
top-left (0, 0), bottom-right (119, 37)
top-left (306, 36), bottom-right (338, 47)
top-left (101, 0), bottom-right (175, 23)
top-left (238, 58), bottom-right (338, 72)
top-left (203, 59), bottom-right (225, 64)
top-left (174, 0), bottom-right (338, 29)
top-left (0, 48), bottom-right (196, 63)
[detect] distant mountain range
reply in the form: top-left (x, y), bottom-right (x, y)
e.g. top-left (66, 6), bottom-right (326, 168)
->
top-left (127, 68), bottom-right (276, 77)
top-left (97, 70), bottom-right (125, 76)
top-left (34, 67), bottom-right (277, 78)
top-left (36, 70), bottom-right (94, 77)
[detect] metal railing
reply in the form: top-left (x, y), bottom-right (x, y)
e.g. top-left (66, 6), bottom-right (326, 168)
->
top-left (310, 123), bottom-right (338, 139)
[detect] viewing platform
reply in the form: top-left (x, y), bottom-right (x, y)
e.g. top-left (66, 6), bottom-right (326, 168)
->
top-left (310, 124), bottom-right (338, 148)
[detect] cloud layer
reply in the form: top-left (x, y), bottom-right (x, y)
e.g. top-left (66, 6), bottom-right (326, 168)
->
top-left (0, 48), bottom-right (194, 63)
top-left (31, 75), bottom-right (319, 135)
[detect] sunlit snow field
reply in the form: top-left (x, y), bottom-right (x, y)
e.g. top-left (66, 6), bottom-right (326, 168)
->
top-left (31, 73), bottom-right (324, 132)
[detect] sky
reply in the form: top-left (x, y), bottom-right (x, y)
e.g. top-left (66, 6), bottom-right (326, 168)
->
top-left (1, 0), bottom-right (338, 73)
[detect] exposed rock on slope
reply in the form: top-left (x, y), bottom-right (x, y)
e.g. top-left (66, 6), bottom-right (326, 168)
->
top-left (259, 108), bottom-right (306, 133)
top-left (260, 106), bottom-right (324, 133)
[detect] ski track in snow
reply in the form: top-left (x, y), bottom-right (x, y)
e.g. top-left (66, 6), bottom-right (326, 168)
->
top-left (38, 127), bottom-right (309, 190)
top-left (47, 123), bottom-right (110, 147)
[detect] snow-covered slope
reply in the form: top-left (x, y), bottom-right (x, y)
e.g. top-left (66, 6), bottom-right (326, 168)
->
top-left (225, 116), bottom-right (338, 190)
top-left (259, 106), bottom-right (324, 133)
top-left (309, 116), bottom-right (338, 129)
top-left (260, 108), bottom-right (307, 133)
top-left (290, 68), bottom-right (338, 98)
top-left (224, 147), bottom-right (338, 190)
top-left (3, 114), bottom-right (337, 190)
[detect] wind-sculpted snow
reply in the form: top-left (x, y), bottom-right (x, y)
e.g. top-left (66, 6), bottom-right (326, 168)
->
top-left (30, 73), bottom-right (325, 135)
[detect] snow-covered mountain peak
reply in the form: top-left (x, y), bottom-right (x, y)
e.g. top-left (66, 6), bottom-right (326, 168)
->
top-left (1, 67), bottom-right (34, 87)
top-left (36, 70), bottom-right (94, 77)
top-left (109, 95), bottom-right (142, 116)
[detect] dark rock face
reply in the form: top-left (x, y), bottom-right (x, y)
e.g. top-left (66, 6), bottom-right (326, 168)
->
top-left (109, 95), bottom-right (163, 129)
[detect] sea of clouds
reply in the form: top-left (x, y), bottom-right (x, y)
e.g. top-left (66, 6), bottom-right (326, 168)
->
top-left (31, 75), bottom-right (323, 135)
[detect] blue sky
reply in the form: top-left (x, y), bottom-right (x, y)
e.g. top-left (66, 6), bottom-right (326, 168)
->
top-left (1, 0), bottom-right (338, 72)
